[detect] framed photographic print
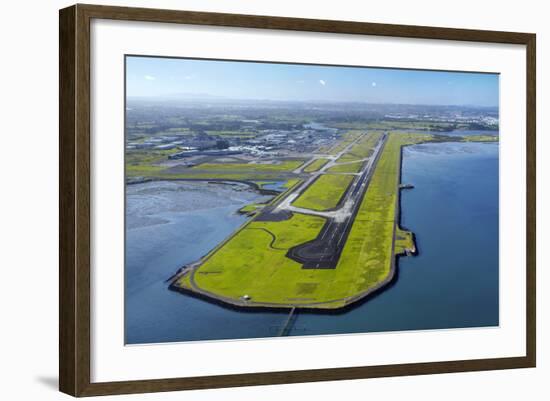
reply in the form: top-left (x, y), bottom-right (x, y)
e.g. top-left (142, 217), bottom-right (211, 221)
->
top-left (59, 4), bottom-right (536, 397)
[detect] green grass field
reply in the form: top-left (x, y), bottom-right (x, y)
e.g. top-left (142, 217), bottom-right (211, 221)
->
top-left (185, 213), bottom-right (328, 304)
top-left (126, 148), bottom-right (181, 177)
top-left (292, 174), bottom-right (353, 211)
top-left (325, 131), bottom-right (362, 155)
top-left (238, 203), bottom-right (265, 215)
top-left (336, 132), bottom-right (382, 162)
top-left (127, 170), bottom-right (295, 181)
top-left (126, 165), bottom-right (165, 176)
top-left (394, 226), bottom-right (415, 255)
top-left (303, 158), bottom-right (329, 172)
top-left (193, 160), bottom-right (304, 172)
top-left (127, 159), bottom-right (308, 181)
top-left (365, 120), bottom-right (467, 131)
top-left (461, 135), bottom-right (499, 142)
top-left (282, 179), bottom-right (301, 189)
top-left (327, 161), bottom-right (363, 173)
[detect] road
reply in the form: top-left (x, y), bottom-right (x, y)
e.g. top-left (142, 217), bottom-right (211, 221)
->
top-left (253, 134), bottom-right (364, 222)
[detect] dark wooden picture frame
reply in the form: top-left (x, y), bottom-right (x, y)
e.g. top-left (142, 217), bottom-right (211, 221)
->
top-left (59, 3), bottom-right (536, 397)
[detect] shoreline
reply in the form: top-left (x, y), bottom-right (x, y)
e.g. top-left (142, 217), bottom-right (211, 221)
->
top-left (126, 177), bottom-right (282, 196)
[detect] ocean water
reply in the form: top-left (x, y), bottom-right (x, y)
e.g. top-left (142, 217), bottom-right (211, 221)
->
top-left (125, 142), bottom-right (499, 344)
top-left (125, 181), bottom-right (287, 344)
top-left (442, 129), bottom-right (499, 136)
top-left (394, 129), bottom-right (498, 137)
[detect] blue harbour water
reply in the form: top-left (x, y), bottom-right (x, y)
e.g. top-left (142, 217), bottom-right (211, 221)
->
top-left (398, 129), bottom-right (499, 137)
top-left (125, 181), bottom-right (287, 344)
top-left (125, 141), bottom-right (499, 344)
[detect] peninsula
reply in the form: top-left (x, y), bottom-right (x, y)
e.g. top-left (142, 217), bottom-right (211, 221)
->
top-left (164, 130), bottom-right (495, 309)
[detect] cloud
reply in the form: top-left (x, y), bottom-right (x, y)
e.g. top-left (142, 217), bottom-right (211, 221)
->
top-left (297, 80), bottom-right (305, 84)
top-left (144, 75), bottom-right (156, 81)
top-left (184, 75), bottom-right (195, 80)
top-left (371, 82), bottom-right (377, 87)
top-left (319, 79), bottom-right (326, 86)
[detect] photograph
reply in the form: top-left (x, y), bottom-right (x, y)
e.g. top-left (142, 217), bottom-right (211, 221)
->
top-left (53, 2), bottom-right (537, 396)
top-left (124, 56), bottom-right (500, 345)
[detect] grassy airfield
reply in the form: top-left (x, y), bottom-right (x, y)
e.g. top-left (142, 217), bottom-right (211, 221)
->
top-left (327, 161), bottom-right (364, 173)
top-left (303, 158), bottom-right (330, 172)
top-left (126, 130), bottom-right (497, 309)
top-left (173, 131), bottom-right (438, 309)
top-left (292, 174), bottom-right (354, 211)
top-left (194, 160), bottom-right (305, 172)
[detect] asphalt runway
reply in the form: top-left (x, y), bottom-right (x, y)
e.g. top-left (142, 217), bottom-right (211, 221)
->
top-left (286, 133), bottom-right (388, 269)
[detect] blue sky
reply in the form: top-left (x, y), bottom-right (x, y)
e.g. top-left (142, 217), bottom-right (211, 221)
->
top-left (126, 56), bottom-right (499, 107)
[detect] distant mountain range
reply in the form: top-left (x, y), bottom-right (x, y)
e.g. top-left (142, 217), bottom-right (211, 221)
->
top-left (126, 93), bottom-right (498, 111)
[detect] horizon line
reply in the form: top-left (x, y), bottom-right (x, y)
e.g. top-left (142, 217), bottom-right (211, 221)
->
top-left (125, 95), bottom-right (499, 109)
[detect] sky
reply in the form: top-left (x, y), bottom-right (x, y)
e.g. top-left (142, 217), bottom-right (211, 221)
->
top-left (126, 56), bottom-right (499, 107)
